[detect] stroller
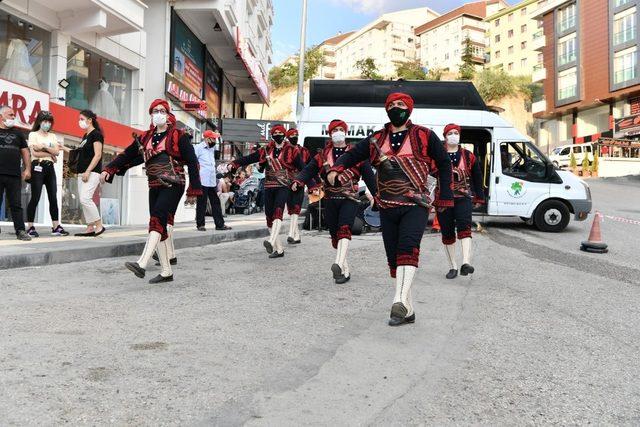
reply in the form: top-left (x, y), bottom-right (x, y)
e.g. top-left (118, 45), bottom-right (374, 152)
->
top-left (232, 176), bottom-right (260, 215)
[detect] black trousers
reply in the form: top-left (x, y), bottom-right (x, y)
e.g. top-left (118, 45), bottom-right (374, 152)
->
top-left (436, 197), bottom-right (473, 245)
top-left (148, 185), bottom-right (184, 241)
top-left (0, 174), bottom-right (25, 233)
top-left (380, 205), bottom-right (428, 277)
top-left (27, 161), bottom-right (58, 223)
top-left (264, 186), bottom-right (289, 228)
top-left (195, 185), bottom-right (225, 228)
top-left (287, 187), bottom-right (304, 215)
top-left (324, 197), bottom-right (358, 248)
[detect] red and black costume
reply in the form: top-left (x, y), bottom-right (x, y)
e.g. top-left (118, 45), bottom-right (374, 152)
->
top-left (103, 99), bottom-right (202, 282)
top-left (285, 128), bottom-right (311, 217)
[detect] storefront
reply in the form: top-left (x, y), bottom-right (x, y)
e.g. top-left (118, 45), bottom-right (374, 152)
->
top-left (220, 118), bottom-right (294, 160)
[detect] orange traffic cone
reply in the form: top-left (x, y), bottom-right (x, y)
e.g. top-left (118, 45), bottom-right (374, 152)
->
top-left (580, 211), bottom-right (608, 253)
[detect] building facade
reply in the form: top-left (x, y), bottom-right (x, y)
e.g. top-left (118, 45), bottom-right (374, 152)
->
top-left (415, 1), bottom-right (507, 73)
top-left (485, 0), bottom-right (546, 76)
top-left (533, 0), bottom-right (640, 156)
top-left (334, 8), bottom-right (440, 80)
top-left (317, 32), bottom-right (354, 80)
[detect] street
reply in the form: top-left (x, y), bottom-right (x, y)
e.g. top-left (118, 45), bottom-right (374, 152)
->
top-left (2, 177), bottom-right (640, 425)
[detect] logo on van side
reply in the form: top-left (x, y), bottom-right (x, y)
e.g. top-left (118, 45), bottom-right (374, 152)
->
top-left (321, 124), bottom-right (377, 137)
top-left (507, 181), bottom-right (526, 198)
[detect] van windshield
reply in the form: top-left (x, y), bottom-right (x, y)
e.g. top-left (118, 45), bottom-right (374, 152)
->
top-left (552, 147), bottom-right (563, 155)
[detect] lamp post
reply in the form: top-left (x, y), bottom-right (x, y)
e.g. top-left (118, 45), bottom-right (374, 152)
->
top-left (296, 0), bottom-right (308, 119)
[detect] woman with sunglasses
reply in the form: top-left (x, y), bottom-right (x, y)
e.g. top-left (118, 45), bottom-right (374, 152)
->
top-left (26, 111), bottom-right (69, 237)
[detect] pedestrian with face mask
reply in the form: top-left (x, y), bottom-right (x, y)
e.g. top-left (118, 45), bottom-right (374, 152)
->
top-left (436, 123), bottom-right (484, 279)
top-left (285, 127), bottom-right (311, 244)
top-left (0, 105), bottom-right (32, 240)
top-left (26, 111), bottom-right (69, 237)
top-left (327, 92), bottom-right (454, 326)
top-left (194, 129), bottom-right (231, 232)
top-left (229, 125), bottom-right (305, 258)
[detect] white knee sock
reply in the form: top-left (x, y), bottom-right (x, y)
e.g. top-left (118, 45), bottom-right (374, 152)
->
top-left (393, 266), bottom-right (417, 316)
top-left (166, 224), bottom-right (175, 260)
top-left (272, 219), bottom-right (283, 253)
top-left (445, 244), bottom-right (458, 270)
top-left (335, 238), bottom-right (350, 276)
top-left (291, 214), bottom-right (300, 240)
top-left (461, 238), bottom-right (472, 265)
top-left (137, 231), bottom-right (162, 269)
top-left (156, 239), bottom-right (173, 278)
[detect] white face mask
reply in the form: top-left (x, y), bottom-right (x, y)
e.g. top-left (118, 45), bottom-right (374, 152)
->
top-left (79, 119), bottom-right (89, 130)
top-left (4, 118), bottom-right (15, 128)
top-left (331, 131), bottom-right (346, 144)
top-left (152, 113), bottom-right (167, 126)
top-left (446, 134), bottom-right (460, 145)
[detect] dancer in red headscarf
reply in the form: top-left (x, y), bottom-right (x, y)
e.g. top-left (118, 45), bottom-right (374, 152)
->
top-left (100, 99), bottom-right (202, 283)
top-left (285, 127), bottom-right (311, 244)
top-left (327, 92), bottom-right (454, 326)
top-left (437, 123), bottom-right (484, 279)
top-left (230, 124), bottom-right (304, 258)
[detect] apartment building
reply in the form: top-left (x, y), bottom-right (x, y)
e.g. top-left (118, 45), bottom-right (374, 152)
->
top-left (533, 0), bottom-right (640, 153)
top-left (334, 8), bottom-right (440, 79)
top-left (317, 32), bottom-right (354, 79)
top-left (485, 0), bottom-right (546, 76)
top-left (415, 0), bottom-right (507, 73)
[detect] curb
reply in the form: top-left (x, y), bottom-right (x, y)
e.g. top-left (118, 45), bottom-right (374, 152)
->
top-left (0, 227), bottom-right (270, 270)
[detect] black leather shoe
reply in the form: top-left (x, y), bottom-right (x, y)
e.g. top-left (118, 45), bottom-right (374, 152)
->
top-left (94, 227), bottom-right (106, 237)
top-left (263, 240), bottom-right (274, 254)
top-left (331, 263), bottom-right (343, 279)
top-left (149, 274), bottom-right (173, 284)
top-left (125, 262), bottom-right (145, 278)
top-left (287, 236), bottom-right (295, 243)
top-left (75, 230), bottom-right (96, 237)
top-left (446, 269), bottom-right (458, 279)
top-left (460, 264), bottom-right (475, 276)
top-left (215, 225), bottom-right (232, 231)
top-left (335, 274), bottom-right (351, 284)
top-left (290, 239), bottom-right (301, 244)
top-left (268, 251), bottom-right (284, 259)
top-left (154, 255), bottom-right (177, 266)
top-left (388, 303), bottom-right (416, 326)
top-left (197, 226), bottom-right (206, 231)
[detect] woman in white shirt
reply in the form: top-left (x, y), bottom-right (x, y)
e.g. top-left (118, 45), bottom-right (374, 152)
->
top-left (26, 111), bottom-right (69, 237)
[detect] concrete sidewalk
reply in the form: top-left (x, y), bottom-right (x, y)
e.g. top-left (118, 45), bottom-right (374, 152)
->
top-left (0, 213), bottom-right (269, 270)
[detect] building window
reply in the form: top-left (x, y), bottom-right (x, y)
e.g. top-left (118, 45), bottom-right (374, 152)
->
top-left (66, 43), bottom-right (132, 123)
top-left (614, 46), bottom-right (637, 84)
top-left (615, 0), bottom-right (632, 7)
top-left (521, 58), bottom-right (527, 68)
top-left (508, 29), bottom-right (514, 38)
top-left (557, 33), bottom-right (577, 66)
top-left (613, 8), bottom-right (636, 46)
top-left (508, 13), bottom-right (514, 22)
top-left (521, 24), bottom-right (528, 33)
top-left (495, 35), bottom-right (501, 43)
top-left (508, 45), bottom-right (514, 54)
top-left (521, 7), bottom-right (527, 16)
top-left (538, 52), bottom-right (544, 63)
top-left (508, 62), bottom-right (514, 70)
top-left (495, 50), bottom-right (501, 59)
top-left (557, 3), bottom-right (577, 33)
top-left (557, 67), bottom-right (577, 100)
top-left (0, 11), bottom-right (50, 90)
top-left (521, 41), bottom-right (527, 49)
top-left (495, 19), bottom-right (500, 27)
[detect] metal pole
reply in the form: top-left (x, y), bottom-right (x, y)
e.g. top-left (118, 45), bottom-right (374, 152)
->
top-left (296, 0), bottom-right (308, 118)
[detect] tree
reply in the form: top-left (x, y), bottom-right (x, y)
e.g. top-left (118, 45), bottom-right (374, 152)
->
top-left (591, 151), bottom-right (599, 176)
top-left (569, 151), bottom-right (577, 171)
top-left (458, 36), bottom-right (476, 80)
top-left (426, 67), bottom-right (443, 81)
top-left (475, 68), bottom-right (515, 103)
top-left (303, 47), bottom-right (325, 80)
top-left (268, 46), bottom-right (325, 89)
top-left (355, 57), bottom-right (382, 80)
top-left (395, 60), bottom-right (427, 80)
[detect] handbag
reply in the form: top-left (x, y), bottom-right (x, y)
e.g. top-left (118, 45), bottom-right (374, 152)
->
top-left (68, 149), bottom-right (81, 174)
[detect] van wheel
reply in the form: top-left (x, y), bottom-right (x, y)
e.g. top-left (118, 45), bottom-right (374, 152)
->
top-left (534, 200), bottom-right (570, 232)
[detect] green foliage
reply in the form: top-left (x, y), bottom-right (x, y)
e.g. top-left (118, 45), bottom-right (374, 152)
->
top-left (569, 151), bottom-right (577, 169)
top-left (475, 68), bottom-right (515, 103)
top-left (581, 155), bottom-right (590, 171)
top-left (458, 37), bottom-right (476, 80)
top-left (268, 47), bottom-right (325, 89)
top-left (355, 57), bottom-right (383, 80)
top-left (591, 151), bottom-right (599, 172)
top-left (426, 67), bottom-right (443, 81)
top-left (395, 60), bottom-right (427, 80)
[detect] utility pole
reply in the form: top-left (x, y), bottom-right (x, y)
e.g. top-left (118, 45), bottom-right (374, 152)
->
top-left (296, 0), bottom-right (308, 119)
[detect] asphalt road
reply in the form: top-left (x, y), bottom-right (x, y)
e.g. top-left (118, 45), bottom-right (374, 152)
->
top-left (1, 178), bottom-right (639, 426)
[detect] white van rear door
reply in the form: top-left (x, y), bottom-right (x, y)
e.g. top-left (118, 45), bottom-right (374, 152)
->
top-left (494, 140), bottom-right (550, 217)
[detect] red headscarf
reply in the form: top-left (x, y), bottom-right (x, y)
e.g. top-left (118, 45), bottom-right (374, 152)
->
top-left (443, 123), bottom-right (461, 137)
top-left (270, 124), bottom-right (287, 135)
top-left (149, 98), bottom-right (171, 114)
top-left (385, 92), bottom-right (414, 113)
top-left (286, 128), bottom-right (299, 138)
top-left (328, 119), bottom-right (348, 134)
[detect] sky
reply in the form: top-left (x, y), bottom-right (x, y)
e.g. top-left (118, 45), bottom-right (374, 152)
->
top-left (271, 0), bottom-right (516, 66)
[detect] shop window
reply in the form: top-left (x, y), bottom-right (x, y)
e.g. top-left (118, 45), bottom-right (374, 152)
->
top-left (66, 43), bottom-right (132, 123)
top-left (0, 12), bottom-right (50, 90)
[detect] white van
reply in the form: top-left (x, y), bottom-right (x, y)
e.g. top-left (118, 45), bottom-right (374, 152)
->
top-left (549, 142), bottom-right (594, 168)
top-left (297, 80), bottom-right (592, 232)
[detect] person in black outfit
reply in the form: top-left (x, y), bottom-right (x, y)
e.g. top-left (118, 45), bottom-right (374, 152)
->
top-left (0, 105), bottom-right (32, 241)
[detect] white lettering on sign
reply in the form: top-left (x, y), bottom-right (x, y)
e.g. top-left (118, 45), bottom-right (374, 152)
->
top-left (0, 78), bottom-right (49, 128)
top-left (321, 124), bottom-right (378, 137)
top-left (257, 122), bottom-right (290, 141)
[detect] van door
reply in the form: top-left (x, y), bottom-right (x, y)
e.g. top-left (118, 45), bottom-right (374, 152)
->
top-left (494, 140), bottom-right (550, 216)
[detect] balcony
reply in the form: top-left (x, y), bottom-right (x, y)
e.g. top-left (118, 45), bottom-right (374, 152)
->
top-left (532, 64), bottom-right (546, 82)
top-left (557, 52), bottom-right (576, 66)
top-left (614, 67), bottom-right (636, 84)
top-left (558, 85), bottom-right (577, 100)
top-left (532, 98), bottom-right (547, 114)
top-left (532, 30), bottom-right (545, 51)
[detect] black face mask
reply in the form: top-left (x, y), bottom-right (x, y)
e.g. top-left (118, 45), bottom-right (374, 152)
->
top-left (387, 107), bottom-right (410, 127)
top-left (288, 136), bottom-right (298, 145)
top-left (272, 134), bottom-right (285, 144)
